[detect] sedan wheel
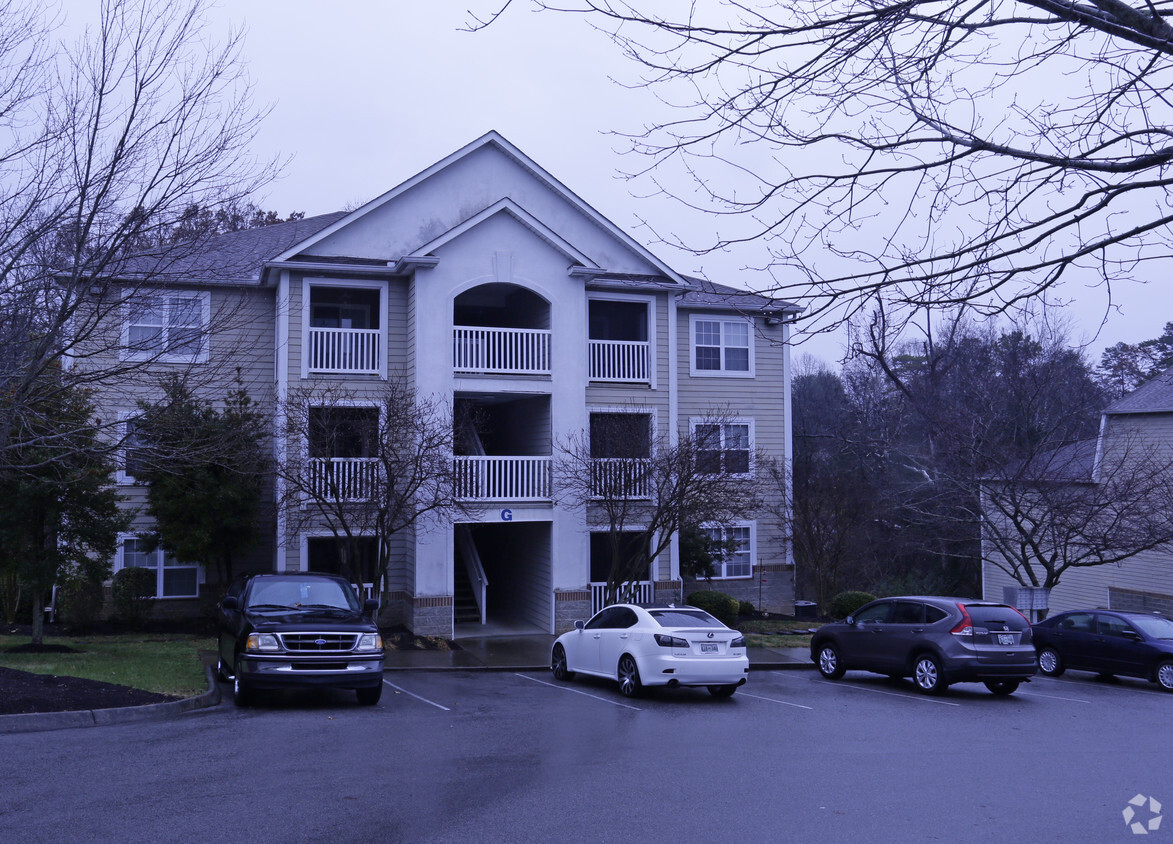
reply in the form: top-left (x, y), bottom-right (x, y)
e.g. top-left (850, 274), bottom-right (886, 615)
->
top-left (817, 644), bottom-right (846, 680)
top-left (1156, 661), bottom-right (1173, 691)
top-left (707, 684), bottom-right (738, 698)
top-left (913, 655), bottom-right (948, 695)
top-left (983, 680), bottom-right (1020, 696)
top-left (551, 644), bottom-right (574, 682)
top-left (1037, 647), bottom-right (1064, 677)
top-left (617, 654), bottom-right (642, 698)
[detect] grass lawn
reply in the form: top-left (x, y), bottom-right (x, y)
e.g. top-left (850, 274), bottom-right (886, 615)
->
top-left (737, 618), bottom-right (820, 650)
top-left (0, 635), bottom-right (214, 698)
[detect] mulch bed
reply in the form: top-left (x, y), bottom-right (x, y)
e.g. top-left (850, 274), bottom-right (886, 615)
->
top-left (0, 665), bottom-right (176, 716)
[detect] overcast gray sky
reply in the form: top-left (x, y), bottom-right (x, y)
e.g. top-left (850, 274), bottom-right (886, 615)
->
top-left (198, 1), bottom-right (1167, 366)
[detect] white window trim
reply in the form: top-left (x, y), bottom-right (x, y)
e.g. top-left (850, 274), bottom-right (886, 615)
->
top-left (702, 521), bottom-right (756, 580)
top-left (301, 277), bottom-right (388, 379)
top-left (688, 313), bottom-right (755, 377)
top-left (691, 416), bottom-right (755, 477)
top-left (586, 291), bottom-right (658, 386)
top-left (119, 289), bottom-right (211, 364)
top-left (114, 534), bottom-right (205, 599)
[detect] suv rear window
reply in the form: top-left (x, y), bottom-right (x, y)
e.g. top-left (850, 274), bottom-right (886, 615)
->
top-left (965, 604), bottom-right (1028, 631)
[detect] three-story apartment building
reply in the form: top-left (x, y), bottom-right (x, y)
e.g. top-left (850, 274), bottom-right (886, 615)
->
top-left (93, 132), bottom-right (799, 636)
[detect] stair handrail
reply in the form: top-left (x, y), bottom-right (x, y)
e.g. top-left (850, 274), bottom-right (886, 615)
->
top-left (454, 525), bottom-right (488, 625)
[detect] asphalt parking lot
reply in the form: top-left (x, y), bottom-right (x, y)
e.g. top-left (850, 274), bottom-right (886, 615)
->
top-left (3, 667), bottom-right (1169, 843)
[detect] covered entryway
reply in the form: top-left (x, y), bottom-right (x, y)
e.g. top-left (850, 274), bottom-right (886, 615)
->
top-left (454, 521), bottom-right (551, 636)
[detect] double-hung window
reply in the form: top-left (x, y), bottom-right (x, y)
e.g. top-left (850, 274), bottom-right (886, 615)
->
top-left (117, 537), bottom-right (201, 599)
top-left (691, 315), bottom-right (752, 376)
top-left (695, 421), bottom-right (752, 475)
top-left (701, 523), bottom-right (754, 578)
top-left (122, 290), bottom-right (209, 362)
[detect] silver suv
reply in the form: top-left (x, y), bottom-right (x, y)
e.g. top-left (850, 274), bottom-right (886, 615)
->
top-left (810, 596), bottom-right (1037, 695)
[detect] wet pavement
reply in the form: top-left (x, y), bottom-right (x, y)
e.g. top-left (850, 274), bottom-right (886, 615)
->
top-left (0, 634), bottom-right (812, 733)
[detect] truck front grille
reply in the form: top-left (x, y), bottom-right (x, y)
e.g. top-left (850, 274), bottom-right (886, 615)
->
top-left (279, 633), bottom-right (359, 652)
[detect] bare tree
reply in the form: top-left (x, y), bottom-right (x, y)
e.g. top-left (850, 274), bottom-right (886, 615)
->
top-left (278, 378), bottom-right (470, 591)
top-left (477, 0), bottom-right (1173, 335)
top-left (982, 429), bottom-right (1173, 611)
top-left (557, 409), bottom-right (763, 604)
top-left (0, 0), bottom-right (277, 465)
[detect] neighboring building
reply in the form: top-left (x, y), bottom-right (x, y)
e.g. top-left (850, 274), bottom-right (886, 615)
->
top-left (84, 132), bottom-right (799, 636)
top-left (982, 367), bottom-right (1173, 618)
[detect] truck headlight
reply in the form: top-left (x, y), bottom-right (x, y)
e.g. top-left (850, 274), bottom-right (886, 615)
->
top-left (246, 633), bottom-right (282, 652)
top-left (355, 633), bottom-right (383, 653)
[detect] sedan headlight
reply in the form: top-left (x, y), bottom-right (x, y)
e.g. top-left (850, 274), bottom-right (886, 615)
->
top-left (729, 634), bottom-right (746, 648)
top-left (355, 633), bottom-right (384, 653)
top-left (246, 632), bottom-right (282, 652)
top-left (654, 634), bottom-right (689, 648)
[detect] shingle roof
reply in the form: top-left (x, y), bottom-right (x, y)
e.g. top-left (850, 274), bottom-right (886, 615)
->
top-left (1104, 365), bottom-right (1173, 415)
top-left (680, 275), bottom-right (801, 315)
top-left (115, 212), bottom-right (348, 283)
top-left (986, 437), bottom-right (1099, 484)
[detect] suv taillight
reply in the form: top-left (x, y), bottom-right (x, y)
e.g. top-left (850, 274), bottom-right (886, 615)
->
top-left (951, 604), bottom-right (975, 637)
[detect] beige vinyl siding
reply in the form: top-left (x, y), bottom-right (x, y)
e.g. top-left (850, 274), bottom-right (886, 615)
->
top-left (983, 411), bottom-right (1173, 613)
top-left (676, 308), bottom-right (790, 571)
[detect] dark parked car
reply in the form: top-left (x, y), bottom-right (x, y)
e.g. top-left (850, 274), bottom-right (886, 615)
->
top-left (217, 572), bottom-right (385, 706)
top-left (810, 596), bottom-right (1037, 695)
top-left (1032, 609), bottom-right (1173, 691)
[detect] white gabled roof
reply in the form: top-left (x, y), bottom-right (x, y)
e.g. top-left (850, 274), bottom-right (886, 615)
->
top-left (272, 131), bottom-right (688, 285)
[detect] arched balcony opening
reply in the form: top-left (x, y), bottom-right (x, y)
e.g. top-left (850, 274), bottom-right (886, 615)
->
top-left (453, 283), bottom-right (551, 376)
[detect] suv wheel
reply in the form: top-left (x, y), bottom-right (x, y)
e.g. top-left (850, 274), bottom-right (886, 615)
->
top-left (816, 643), bottom-right (846, 679)
top-left (913, 654), bottom-right (948, 695)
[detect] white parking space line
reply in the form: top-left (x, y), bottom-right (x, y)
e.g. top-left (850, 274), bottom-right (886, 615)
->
top-left (1017, 689), bottom-right (1091, 704)
top-left (383, 680), bottom-right (451, 711)
top-left (515, 673), bottom-right (642, 710)
top-left (739, 691), bottom-right (813, 710)
top-left (814, 679), bottom-right (961, 706)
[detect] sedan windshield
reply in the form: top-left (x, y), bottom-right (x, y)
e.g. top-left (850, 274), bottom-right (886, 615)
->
top-left (648, 609), bottom-right (724, 628)
top-left (1130, 615), bottom-right (1173, 639)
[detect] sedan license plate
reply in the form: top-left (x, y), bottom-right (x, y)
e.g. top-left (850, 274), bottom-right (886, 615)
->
top-left (997, 633), bottom-right (1015, 645)
top-left (700, 643), bottom-right (719, 654)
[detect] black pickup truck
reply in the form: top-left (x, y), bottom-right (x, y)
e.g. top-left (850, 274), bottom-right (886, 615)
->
top-left (217, 572), bottom-right (384, 706)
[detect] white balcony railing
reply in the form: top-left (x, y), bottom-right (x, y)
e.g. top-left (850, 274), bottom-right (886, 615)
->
top-left (590, 580), bottom-right (655, 615)
top-left (306, 457), bottom-right (380, 501)
top-left (454, 456), bottom-right (552, 501)
top-left (590, 458), bottom-right (652, 499)
top-left (454, 326), bottom-right (551, 376)
top-left (309, 327), bottom-right (381, 375)
top-left (589, 339), bottom-right (650, 383)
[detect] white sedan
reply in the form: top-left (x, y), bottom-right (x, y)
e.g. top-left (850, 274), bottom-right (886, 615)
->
top-left (550, 604), bottom-right (749, 697)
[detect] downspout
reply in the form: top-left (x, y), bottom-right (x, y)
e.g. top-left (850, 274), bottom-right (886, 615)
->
top-left (274, 269), bottom-right (290, 572)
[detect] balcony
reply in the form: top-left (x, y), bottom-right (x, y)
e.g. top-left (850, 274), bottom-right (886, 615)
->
top-left (454, 456), bottom-right (551, 501)
top-left (590, 458), bottom-right (652, 499)
top-left (306, 457), bottom-right (380, 501)
top-left (453, 326), bottom-right (551, 376)
top-left (590, 581), bottom-right (654, 615)
top-left (588, 339), bottom-right (650, 383)
top-left (308, 327), bottom-right (381, 375)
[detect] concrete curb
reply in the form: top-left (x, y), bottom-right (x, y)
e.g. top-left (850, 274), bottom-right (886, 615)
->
top-left (0, 664), bottom-right (222, 735)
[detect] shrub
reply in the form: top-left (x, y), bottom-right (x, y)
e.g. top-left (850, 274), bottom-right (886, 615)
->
top-left (112, 566), bottom-right (157, 628)
top-left (686, 590), bottom-right (741, 626)
top-left (738, 600), bottom-right (755, 617)
top-left (58, 575), bottom-right (105, 633)
top-left (828, 590), bottom-right (876, 620)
